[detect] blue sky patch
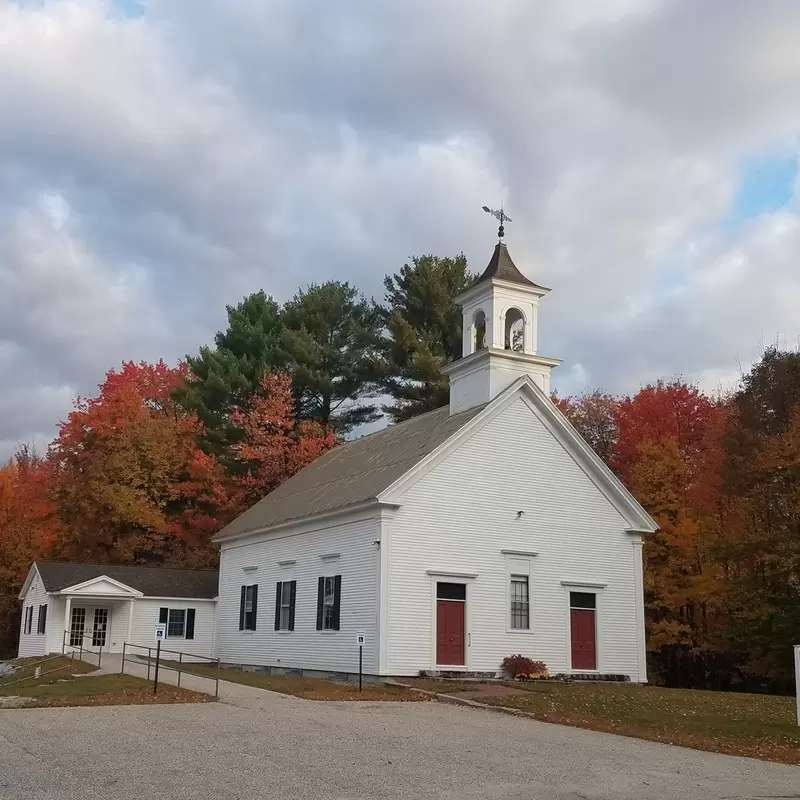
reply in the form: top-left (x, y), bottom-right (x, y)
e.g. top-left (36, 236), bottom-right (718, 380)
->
top-left (730, 153), bottom-right (797, 221)
top-left (112, 0), bottom-right (146, 19)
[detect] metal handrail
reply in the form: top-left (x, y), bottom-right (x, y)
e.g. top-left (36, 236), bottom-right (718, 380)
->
top-left (0, 651), bottom-right (79, 690)
top-left (61, 629), bottom-right (104, 668)
top-left (121, 642), bottom-right (221, 698)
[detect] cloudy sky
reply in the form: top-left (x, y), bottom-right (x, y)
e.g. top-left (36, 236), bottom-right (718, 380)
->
top-left (2, 0), bottom-right (800, 458)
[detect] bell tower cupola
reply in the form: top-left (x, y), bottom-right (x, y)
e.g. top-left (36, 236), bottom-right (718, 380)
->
top-left (442, 220), bottom-right (560, 414)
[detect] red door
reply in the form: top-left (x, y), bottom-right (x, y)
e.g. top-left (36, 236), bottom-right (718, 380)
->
top-left (436, 583), bottom-right (466, 666)
top-left (570, 609), bottom-right (597, 670)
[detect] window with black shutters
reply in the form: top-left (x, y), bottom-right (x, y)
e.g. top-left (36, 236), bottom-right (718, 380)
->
top-left (239, 584), bottom-right (258, 631)
top-left (316, 575), bottom-right (341, 631)
top-left (23, 606), bottom-right (33, 635)
top-left (37, 604), bottom-right (48, 635)
top-left (158, 607), bottom-right (196, 639)
top-left (274, 581), bottom-right (296, 631)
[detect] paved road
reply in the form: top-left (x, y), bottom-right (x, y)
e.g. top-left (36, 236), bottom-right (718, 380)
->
top-left (0, 688), bottom-right (797, 800)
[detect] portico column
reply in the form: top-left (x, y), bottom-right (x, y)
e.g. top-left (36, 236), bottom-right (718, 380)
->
top-left (64, 596), bottom-right (72, 652)
top-left (126, 599), bottom-right (135, 645)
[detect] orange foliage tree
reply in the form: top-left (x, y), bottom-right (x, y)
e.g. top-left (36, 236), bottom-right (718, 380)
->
top-left (0, 448), bottom-right (62, 655)
top-left (51, 361), bottom-right (227, 568)
top-left (229, 372), bottom-right (337, 510)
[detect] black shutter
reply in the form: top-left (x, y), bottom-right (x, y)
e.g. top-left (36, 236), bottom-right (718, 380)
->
top-left (38, 605), bottom-right (47, 635)
top-left (316, 577), bottom-right (324, 630)
top-left (239, 586), bottom-right (246, 630)
top-left (251, 585), bottom-right (258, 630)
top-left (185, 609), bottom-right (195, 640)
top-left (332, 575), bottom-right (342, 631)
top-left (274, 582), bottom-right (283, 631)
top-left (159, 607), bottom-right (168, 624)
top-left (288, 581), bottom-right (296, 631)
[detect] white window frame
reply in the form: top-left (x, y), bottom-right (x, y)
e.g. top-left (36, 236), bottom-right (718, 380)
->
top-left (322, 576), bottom-right (336, 631)
top-left (243, 584), bottom-right (257, 631)
top-left (502, 551), bottom-right (536, 634)
top-left (167, 608), bottom-right (186, 638)
top-left (279, 582), bottom-right (292, 631)
top-left (23, 606), bottom-right (33, 635)
top-left (510, 575), bottom-right (530, 630)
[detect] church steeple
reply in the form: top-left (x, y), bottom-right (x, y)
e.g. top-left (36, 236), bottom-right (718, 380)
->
top-left (442, 233), bottom-right (560, 414)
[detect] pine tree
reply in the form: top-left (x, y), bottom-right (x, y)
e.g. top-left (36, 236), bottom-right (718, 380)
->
top-left (282, 281), bottom-right (383, 432)
top-left (178, 291), bottom-right (286, 456)
top-left (380, 254), bottom-right (475, 422)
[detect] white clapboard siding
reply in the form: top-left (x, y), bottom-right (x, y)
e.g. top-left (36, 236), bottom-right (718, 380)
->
top-left (17, 568), bottom-right (49, 658)
top-left (127, 599), bottom-right (217, 661)
top-left (386, 396), bottom-right (643, 679)
top-left (217, 511), bottom-right (380, 674)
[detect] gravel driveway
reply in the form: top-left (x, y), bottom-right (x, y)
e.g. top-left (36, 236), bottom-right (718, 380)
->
top-left (0, 686), bottom-right (797, 800)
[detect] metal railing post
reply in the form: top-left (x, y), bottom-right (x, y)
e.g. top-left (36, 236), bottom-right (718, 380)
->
top-left (62, 631), bottom-right (66, 655)
top-left (97, 640), bottom-right (102, 669)
top-left (79, 641), bottom-right (83, 665)
top-left (147, 648), bottom-right (151, 681)
top-left (121, 642), bottom-right (126, 675)
top-left (177, 652), bottom-right (182, 688)
top-left (215, 658), bottom-right (220, 699)
top-left (69, 650), bottom-right (75, 679)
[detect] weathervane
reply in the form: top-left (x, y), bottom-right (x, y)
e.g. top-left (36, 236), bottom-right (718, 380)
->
top-left (482, 205), bottom-right (512, 241)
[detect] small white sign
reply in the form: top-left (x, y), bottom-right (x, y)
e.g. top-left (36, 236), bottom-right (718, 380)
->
top-left (155, 623), bottom-right (166, 641)
top-left (357, 631), bottom-right (366, 647)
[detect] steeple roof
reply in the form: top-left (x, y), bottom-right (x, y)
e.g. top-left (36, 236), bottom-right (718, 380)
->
top-left (475, 243), bottom-right (548, 290)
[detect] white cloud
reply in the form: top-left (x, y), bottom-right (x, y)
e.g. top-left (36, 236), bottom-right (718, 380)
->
top-left (2, 0), bottom-right (800, 456)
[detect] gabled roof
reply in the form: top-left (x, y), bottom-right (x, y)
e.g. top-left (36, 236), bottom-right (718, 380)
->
top-left (33, 561), bottom-right (219, 599)
top-left (475, 243), bottom-right (549, 290)
top-left (213, 404), bottom-right (485, 540)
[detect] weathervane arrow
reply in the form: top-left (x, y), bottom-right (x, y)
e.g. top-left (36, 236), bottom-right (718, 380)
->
top-left (482, 205), bottom-right (512, 241)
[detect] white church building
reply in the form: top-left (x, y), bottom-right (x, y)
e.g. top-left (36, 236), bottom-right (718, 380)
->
top-left (18, 237), bottom-right (657, 680)
top-left (211, 238), bottom-right (657, 680)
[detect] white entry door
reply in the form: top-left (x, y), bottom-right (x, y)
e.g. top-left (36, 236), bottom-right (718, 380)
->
top-left (91, 608), bottom-right (110, 650)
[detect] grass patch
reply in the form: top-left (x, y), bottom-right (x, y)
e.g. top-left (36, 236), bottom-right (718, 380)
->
top-left (0, 656), bottom-right (96, 691)
top-left (6, 673), bottom-right (212, 708)
top-left (155, 659), bottom-right (431, 701)
top-left (404, 679), bottom-right (800, 764)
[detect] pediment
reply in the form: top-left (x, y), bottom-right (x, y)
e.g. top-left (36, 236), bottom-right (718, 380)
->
top-left (60, 575), bottom-right (143, 597)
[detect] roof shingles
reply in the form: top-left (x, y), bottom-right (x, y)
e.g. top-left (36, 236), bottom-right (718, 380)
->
top-left (35, 561), bottom-right (219, 598)
top-left (215, 404), bottom-right (484, 539)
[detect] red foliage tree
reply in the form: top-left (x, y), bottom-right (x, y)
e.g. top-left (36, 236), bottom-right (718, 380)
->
top-left (51, 361), bottom-right (227, 567)
top-left (229, 372), bottom-right (337, 510)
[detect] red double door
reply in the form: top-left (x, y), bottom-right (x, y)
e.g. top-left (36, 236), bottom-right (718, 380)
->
top-left (569, 592), bottom-right (597, 670)
top-left (436, 582), bottom-right (466, 666)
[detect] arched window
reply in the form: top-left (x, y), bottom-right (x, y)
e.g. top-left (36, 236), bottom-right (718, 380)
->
top-left (504, 308), bottom-right (525, 352)
top-left (473, 310), bottom-right (486, 352)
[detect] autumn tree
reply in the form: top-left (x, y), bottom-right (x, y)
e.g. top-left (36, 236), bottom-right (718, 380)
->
top-left (52, 361), bottom-right (227, 568)
top-left (229, 372), bottom-right (337, 509)
top-left (553, 389), bottom-right (618, 465)
top-left (720, 347), bottom-right (800, 689)
top-left (0, 448), bottom-right (62, 656)
top-left (380, 254), bottom-right (475, 422)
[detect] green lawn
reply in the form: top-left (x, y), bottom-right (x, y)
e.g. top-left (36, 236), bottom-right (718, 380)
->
top-left (406, 679), bottom-right (800, 764)
top-left (1, 656), bottom-right (211, 708)
top-left (0, 656), bottom-right (96, 691)
top-left (155, 659), bottom-right (430, 701)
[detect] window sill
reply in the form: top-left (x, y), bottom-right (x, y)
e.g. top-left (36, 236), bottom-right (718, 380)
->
top-left (240, 630), bottom-right (256, 635)
top-left (505, 628), bottom-right (534, 634)
top-left (319, 630), bottom-right (338, 635)
top-left (276, 630), bottom-right (293, 634)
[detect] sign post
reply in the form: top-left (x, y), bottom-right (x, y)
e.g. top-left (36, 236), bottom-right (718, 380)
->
top-left (357, 631), bottom-right (366, 692)
top-left (794, 645), bottom-right (800, 726)
top-left (153, 623), bottom-right (166, 695)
